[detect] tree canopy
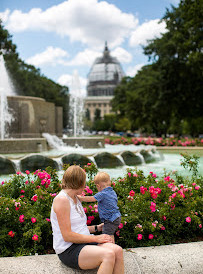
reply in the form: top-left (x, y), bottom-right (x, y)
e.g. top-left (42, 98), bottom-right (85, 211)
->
top-left (112, 0), bottom-right (203, 136)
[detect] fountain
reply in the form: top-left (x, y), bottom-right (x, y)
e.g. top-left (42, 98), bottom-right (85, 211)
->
top-left (0, 54), bottom-right (15, 139)
top-left (0, 53), bottom-right (63, 153)
top-left (69, 70), bottom-right (84, 137)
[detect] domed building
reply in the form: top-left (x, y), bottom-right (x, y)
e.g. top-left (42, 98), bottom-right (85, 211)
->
top-left (85, 42), bottom-right (125, 121)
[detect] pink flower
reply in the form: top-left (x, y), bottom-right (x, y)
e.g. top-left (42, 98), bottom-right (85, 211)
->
top-left (88, 216), bottom-right (95, 221)
top-left (86, 220), bottom-right (91, 225)
top-left (186, 217), bottom-right (191, 223)
top-left (199, 224), bottom-right (202, 228)
top-left (83, 207), bottom-right (87, 213)
top-left (118, 223), bottom-right (123, 229)
top-left (89, 205), bottom-right (92, 210)
top-left (140, 186), bottom-right (147, 194)
top-left (192, 182), bottom-right (196, 186)
top-left (152, 174), bottom-right (157, 178)
top-left (152, 222), bottom-right (157, 228)
top-left (46, 218), bottom-right (50, 222)
top-left (32, 195), bottom-right (38, 202)
top-left (148, 234), bottom-right (154, 239)
top-left (129, 190), bottom-right (135, 197)
top-left (161, 226), bottom-right (165, 230)
top-left (21, 190), bottom-right (25, 193)
top-left (8, 231), bottom-right (15, 237)
top-left (15, 207), bottom-right (20, 211)
top-left (128, 172), bottom-right (131, 177)
top-left (25, 170), bottom-right (30, 175)
top-left (137, 234), bottom-right (142, 240)
top-left (1, 181), bottom-right (4, 185)
top-left (162, 216), bottom-right (166, 221)
top-left (16, 171), bottom-right (22, 175)
top-left (164, 176), bottom-right (171, 182)
top-left (133, 173), bottom-right (138, 177)
top-left (171, 193), bottom-right (177, 198)
top-left (150, 202), bottom-right (156, 212)
top-left (87, 163), bottom-right (91, 166)
top-left (195, 186), bottom-right (200, 190)
top-left (31, 217), bottom-right (37, 223)
top-left (25, 180), bottom-right (29, 185)
top-left (19, 215), bottom-right (24, 223)
top-left (116, 230), bottom-right (120, 237)
top-left (32, 234), bottom-right (38, 241)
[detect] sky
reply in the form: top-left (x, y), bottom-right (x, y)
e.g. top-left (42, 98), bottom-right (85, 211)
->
top-left (0, 0), bottom-right (180, 95)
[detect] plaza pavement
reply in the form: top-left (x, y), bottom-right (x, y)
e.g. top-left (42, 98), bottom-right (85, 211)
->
top-left (0, 241), bottom-right (202, 273)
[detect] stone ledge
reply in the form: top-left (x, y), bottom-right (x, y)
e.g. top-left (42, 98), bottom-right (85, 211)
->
top-left (0, 242), bottom-right (202, 274)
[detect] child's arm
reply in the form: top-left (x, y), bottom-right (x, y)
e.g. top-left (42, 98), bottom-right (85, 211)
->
top-left (77, 195), bottom-right (96, 202)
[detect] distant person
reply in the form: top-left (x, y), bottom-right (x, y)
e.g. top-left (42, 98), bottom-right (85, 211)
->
top-left (78, 171), bottom-right (121, 243)
top-left (50, 165), bottom-right (124, 274)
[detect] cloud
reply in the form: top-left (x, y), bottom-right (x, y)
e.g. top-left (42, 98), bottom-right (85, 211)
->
top-left (2, 0), bottom-right (138, 48)
top-left (64, 49), bottom-right (101, 66)
top-left (0, 9), bottom-right (10, 22)
top-left (129, 19), bottom-right (167, 47)
top-left (126, 63), bottom-right (145, 77)
top-left (26, 46), bottom-right (69, 66)
top-left (112, 47), bottom-right (132, 64)
top-left (57, 72), bottom-right (87, 97)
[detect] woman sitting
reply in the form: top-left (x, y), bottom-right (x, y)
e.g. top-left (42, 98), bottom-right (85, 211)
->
top-left (50, 165), bottom-right (124, 274)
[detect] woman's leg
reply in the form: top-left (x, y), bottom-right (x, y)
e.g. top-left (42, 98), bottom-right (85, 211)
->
top-left (99, 243), bottom-right (124, 274)
top-left (78, 245), bottom-right (115, 274)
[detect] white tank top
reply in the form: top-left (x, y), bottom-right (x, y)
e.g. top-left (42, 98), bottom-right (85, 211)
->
top-left (50, 190), bottom-right (90, 254)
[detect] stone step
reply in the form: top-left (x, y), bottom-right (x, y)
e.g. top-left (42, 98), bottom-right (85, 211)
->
top-left (0, 242), bottom-right (202, 273)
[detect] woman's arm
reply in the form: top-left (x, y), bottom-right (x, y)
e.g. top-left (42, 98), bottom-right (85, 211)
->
top-left (53, 196), bottom-right (110, 244)
top-left (77, 195), bottom-right (96, 202)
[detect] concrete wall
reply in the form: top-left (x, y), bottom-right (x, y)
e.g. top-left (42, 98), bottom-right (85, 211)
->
top-left (7, 96), bottom-right (63, 138)
top-left (0, 138), bottom-right (47, 153)
top-left (62, 137), bottom-right (105, 148)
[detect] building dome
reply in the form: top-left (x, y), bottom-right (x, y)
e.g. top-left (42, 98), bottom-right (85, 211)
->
top-left (87, 42), bottom-right (125, 96)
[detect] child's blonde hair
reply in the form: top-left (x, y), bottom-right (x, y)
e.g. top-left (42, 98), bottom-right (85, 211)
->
top-left (94, 172), bottom-right (111, 185)
top-left (62, 165), bottom-right (86, 189)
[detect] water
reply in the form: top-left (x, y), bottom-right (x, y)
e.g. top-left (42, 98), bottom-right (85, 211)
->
top-left (68, 71), bottom-right (84, 136)
top-left (0, 54), bottom-right (15, 139)
top-left (1, 149), bottom-right (202, 183)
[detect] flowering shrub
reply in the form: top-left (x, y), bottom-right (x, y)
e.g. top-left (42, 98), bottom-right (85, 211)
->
top-left (0, 158), bottom-right (202, 257)
top-left (105, 137), bottom-right (203, 147)
top-left (113, 156), bottom-right (203, 247)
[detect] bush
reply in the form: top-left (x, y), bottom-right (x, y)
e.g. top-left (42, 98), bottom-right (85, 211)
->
top-left (0, 157), bottom-right (202, 257)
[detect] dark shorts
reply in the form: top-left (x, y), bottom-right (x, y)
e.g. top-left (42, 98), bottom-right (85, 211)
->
top-left (103, 217), bottom-right (121, 235)
top-left (58, 242), bottom-right (98, 270)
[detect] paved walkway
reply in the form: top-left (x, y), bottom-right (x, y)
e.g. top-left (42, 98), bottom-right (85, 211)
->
top-left (0, 242), bottom-right (202, 273)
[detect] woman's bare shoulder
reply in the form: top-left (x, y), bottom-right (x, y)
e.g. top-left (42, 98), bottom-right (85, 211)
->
top-left (53, 194), bottom-right (70, 211)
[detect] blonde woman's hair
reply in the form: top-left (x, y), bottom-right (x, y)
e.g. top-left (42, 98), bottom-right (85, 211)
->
top-left (62, 165), bottom-right (86, 189)
top-left (94, 172), bottom-right (111, 185)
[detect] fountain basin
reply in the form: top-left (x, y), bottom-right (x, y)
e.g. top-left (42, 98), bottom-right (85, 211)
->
top-left (62, 137), bottom-right (105, 148)
top-left (0, 138), bottom-right (47, 153)
top-left (0, 147), bottom-right (160, 175)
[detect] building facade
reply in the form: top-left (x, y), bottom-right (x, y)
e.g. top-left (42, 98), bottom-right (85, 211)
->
top-left (84, 42), bottom-right (125, 121)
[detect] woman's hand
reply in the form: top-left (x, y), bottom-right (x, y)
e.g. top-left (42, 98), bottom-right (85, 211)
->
top-left (95, 234), bottom-right (113, 243)
top-left (97, 223), bottom-right (104, 232)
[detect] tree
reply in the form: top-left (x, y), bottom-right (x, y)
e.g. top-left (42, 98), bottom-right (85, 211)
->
top-left (0, 21), bottom-right (69, 128)
top-left (144, 0), bottom-right (203, 135)
top-left (112, 0), bottom-right (203, 136)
